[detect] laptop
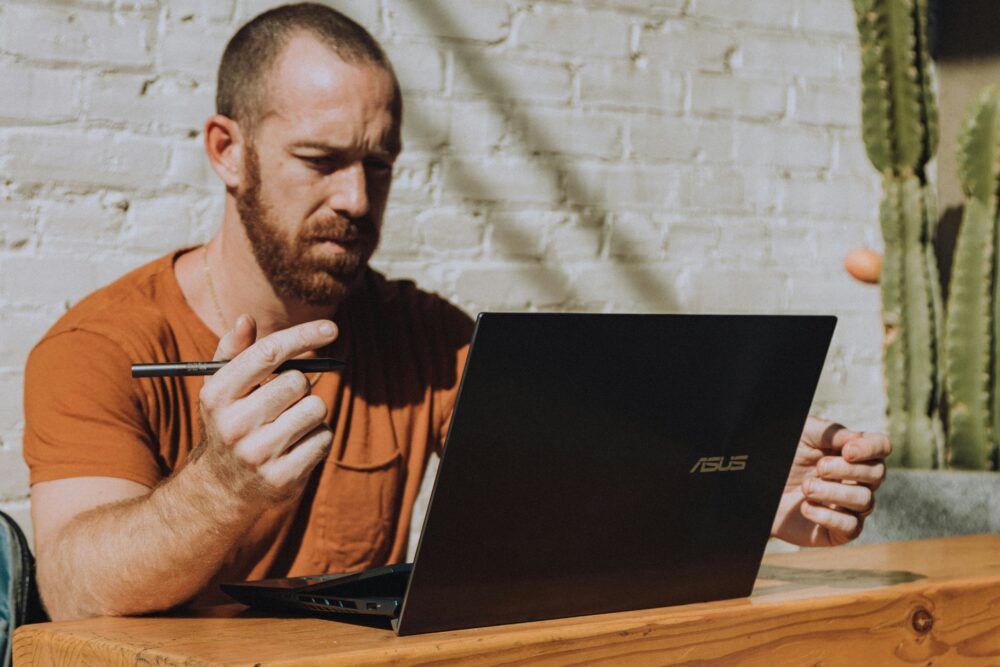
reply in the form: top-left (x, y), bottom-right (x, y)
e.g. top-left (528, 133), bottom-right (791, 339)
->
top-left (222, 312), bottom-right (836, 635)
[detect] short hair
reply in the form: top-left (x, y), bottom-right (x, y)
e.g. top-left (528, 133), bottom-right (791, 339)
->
top-left (216, 2), bottom-right (395, 131)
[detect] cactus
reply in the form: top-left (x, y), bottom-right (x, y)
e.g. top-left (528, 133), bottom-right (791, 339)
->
top-left (853, 0), bottom-right (945, 467)
top-left (945, 87), bottom-right (1000, 470)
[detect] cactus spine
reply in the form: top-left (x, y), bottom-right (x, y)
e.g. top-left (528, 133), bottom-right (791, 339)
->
top-left (945, 87), bottom-right (1000, 470)
top-left (854, 0), bottom-right (945, 467)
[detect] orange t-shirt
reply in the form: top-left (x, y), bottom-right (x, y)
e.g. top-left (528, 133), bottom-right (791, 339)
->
top-left (23, 248), bottom-right (472, 605)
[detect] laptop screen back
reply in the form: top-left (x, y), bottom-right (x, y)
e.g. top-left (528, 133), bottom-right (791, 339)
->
top-left (396, 313), bottom-right (835, 635)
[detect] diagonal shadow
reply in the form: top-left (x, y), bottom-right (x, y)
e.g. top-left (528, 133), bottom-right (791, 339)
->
top-left (397, 2), bottom-right (680, 313)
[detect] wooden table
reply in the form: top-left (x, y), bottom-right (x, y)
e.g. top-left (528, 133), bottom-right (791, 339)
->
top-left (13, 535), bottom-right (1000, 666)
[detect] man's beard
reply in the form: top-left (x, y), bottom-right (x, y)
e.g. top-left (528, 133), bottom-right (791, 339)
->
top-left (236, 144), bottom-right (379, 306)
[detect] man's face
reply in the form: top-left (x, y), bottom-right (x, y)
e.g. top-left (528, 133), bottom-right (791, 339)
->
top-left (236, 34), bottom-right (401, 305)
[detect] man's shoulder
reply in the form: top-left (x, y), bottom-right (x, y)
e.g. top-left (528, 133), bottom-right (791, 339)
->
top-left (361, 269), bottom-right (472, 330)
top-left (36, 249), bottom-right (190, 357)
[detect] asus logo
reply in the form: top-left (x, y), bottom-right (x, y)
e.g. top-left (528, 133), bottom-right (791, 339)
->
top-left (690, 455), bottom-right (748, 473)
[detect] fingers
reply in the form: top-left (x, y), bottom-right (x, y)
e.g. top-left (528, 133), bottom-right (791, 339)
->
top-left (209, 320), bottom-right (339, 402)
top-left (800, 501), bottom-right (863, 543)
top-left (235, 393), bottom-right (329, 465)
top-left (259, 424), bottom-right (333, 490)
top-left (816, 456), bottom-right (886, 488)
top-left (800, 416), bottom-right (857, 451)
top-left (213, 314), bottom-right (257, 362)
top-left (225, 371), bottom-right (314, 436)
top-left (841, 432), bottom-right (892, 463)
top-left (802, 478), bottom-right (874, 513)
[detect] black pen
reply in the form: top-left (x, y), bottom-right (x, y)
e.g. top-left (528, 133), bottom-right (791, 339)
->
top-left (131, 357), bottom-right (347, 378)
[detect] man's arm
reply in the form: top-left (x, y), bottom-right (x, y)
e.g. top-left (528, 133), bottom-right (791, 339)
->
top-left (30, 315), bottom-right (338, 620)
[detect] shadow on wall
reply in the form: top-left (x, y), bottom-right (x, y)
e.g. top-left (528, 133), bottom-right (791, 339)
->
top-left (402, 2), bottom-right (680, 313)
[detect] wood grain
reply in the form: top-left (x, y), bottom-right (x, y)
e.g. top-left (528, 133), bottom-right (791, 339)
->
top-left (13, 535), bottom-right (1000, 666)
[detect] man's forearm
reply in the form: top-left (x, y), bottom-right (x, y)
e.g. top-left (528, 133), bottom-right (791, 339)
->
top-left (38, 456), bottom-right (266, 620)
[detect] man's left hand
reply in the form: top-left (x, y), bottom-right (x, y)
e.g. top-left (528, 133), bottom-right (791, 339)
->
top-left (771, 416), bottom-right (891, 547)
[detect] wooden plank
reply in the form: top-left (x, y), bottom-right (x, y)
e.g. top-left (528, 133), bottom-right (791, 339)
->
top-left (13, 535), bottom-right (1000, 666)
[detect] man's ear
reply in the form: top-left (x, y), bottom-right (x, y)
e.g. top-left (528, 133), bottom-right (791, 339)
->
top-left (204, 115), bottom-right (245, 189)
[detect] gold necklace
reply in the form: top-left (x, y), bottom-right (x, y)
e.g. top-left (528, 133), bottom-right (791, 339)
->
top-left (201, 245), bottom-right (323, 386)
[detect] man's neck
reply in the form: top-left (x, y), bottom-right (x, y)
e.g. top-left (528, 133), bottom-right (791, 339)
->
top-left (175, 201), bottom-right (342, 340)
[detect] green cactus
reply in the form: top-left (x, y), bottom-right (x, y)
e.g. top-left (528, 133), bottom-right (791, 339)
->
top-left (945, 86), bottom-right (1000, 470)
top-left (853, 0), bottom-right (944, 467)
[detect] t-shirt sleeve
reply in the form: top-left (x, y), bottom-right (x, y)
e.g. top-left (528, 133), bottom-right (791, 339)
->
top-left (23, 329), bottom-right (162, 488)
top-left (432, 298), bottom-right (474, 454)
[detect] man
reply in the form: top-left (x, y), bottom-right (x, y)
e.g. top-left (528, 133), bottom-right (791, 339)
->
top-left (22, 3), bottom-right (890, 621)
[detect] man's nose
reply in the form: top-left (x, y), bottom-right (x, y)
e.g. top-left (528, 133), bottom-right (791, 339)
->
top-left (327, 161), bottom-right (369, 219)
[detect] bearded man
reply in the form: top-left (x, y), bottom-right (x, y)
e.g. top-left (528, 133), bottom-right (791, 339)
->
top-left (22, 3), bottom-right (891, 621)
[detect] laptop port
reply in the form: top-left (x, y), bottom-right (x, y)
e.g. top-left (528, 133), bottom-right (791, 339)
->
top-left (366, 602), bottom-right (378, 610)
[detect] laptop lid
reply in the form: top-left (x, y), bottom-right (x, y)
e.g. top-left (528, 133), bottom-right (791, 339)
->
top-left (395, 313), bottom-right (835, 635)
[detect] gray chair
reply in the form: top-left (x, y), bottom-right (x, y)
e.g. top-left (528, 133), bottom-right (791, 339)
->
top-left (0, 511), bottom-right (46, 667)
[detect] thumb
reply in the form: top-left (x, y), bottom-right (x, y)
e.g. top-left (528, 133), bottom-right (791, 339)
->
top-left (801, 415), bottom-right (860, 451)
top-left (213, 314), bottom-right (257, 362)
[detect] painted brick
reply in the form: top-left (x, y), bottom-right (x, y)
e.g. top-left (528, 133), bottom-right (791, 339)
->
top-left (0, 375), bottom-right (22, 433)
top-left (448, 102), bottom-right (508, 153)
top-left (385, 44), bottom-right (446, 94)
top-left (578, 62), bottom-right (684, 112)
top-left (0, 66), bottom-right (80, 123)
top-left (607, 213), bottom-right (666, 259)
top-left (454, 265), bottom-right (571, 308)
top-left (794, 81), bottom-right (860, 127)
top-left (740, 34), bottom-right (841, 77)
top-left (0, 3), bottom-right (153, 67)
top-left (40, 194), bottom-right (126, 244)
top-left (735, 124), bottom-right (832, 171)
top-left (452, 54), bottom-right (573, 103)
top-left (419, 210), bottom-right (486, 253)
top-left (488, 211), bottom-right (556, 259)
top-left (684, 269), bottom-right (789, 312)
top-left (549, 221), bottom-right (603, 260)
top-left (163, 140), bottom-right (218, 192)
top-left (237, 0), bottom-right (379, 30)
top-left (692, 0), bottom-right (796, 29)
top-left (570, 264), bottom-right (684, 311)
top-left (781, 175), bottom-right (879, 221)
top-left (377, 205), bottom-right (423, 259)
top-left (0, 310), bottom-right (53, 369)
top-left (4, 130), bottom-right (171, 190)
top-left (798, 0), bottom-right (857, 37)
top-left (516, 7), bottom-right (631, 58)
top-left (86, 73), bottom-right (214, 131)
top-left (0, 445), bottom-right (29, 499)
top-left (0, 200), bottom-right (37, 250)
top-left (510, 108), bottom-right (623, 160)
top-left (630, 116), bottom-right (734, 163)
top-left (0, 255), bottom-right (101, 305)
top-left (691, 74), bottom-right (787, 121)
top-left (565, 164), bottom-right (689, 209)
top-left (389, 156), bottom-right (437, 206)
top-left (689, 167), bottom-right (747, 211)
top-left (167, 0), bottom-right (235, 22)
top-left (639, 23), bottom-right (740, 73)
top-left (662, 218), bottom-right (721, 257)
top-left (124, 196), bottom-right (199, 252)
top-left (402, 99), bottom-right (451, 151)
top-left (442, 158), bottom-right (560, 204)
top-left (387, 0), bottom-right (510, 42)
top-left (157, 21), bottom-right (232, 77)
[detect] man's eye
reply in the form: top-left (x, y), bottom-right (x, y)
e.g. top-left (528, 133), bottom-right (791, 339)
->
top-left (364, 158), bottom-right (394, 175)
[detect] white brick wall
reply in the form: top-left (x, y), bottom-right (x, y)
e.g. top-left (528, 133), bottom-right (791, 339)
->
top-left (0, 0), bottom-right (886, 553)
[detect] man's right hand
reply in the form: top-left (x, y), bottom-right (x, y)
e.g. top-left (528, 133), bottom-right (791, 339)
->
top-left (195, 315), bottom-right (338, 503)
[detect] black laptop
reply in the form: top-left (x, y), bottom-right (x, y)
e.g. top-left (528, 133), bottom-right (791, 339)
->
top-left (222, 313), bottom-right (836, 635)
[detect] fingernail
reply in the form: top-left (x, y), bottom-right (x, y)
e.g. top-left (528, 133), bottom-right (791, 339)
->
top-left (319, 322), bottom-right (335, 336)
